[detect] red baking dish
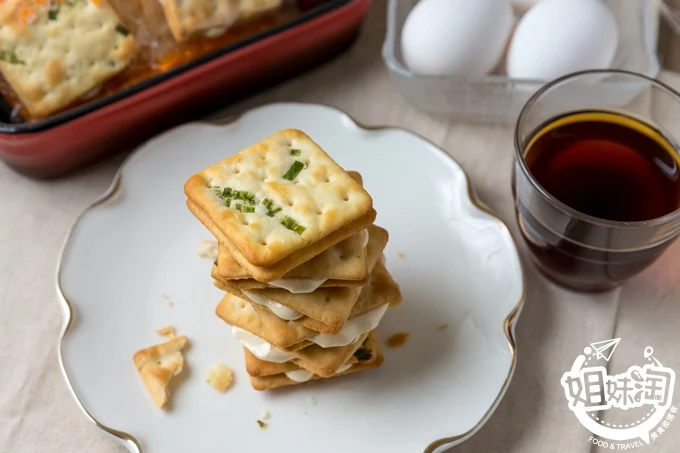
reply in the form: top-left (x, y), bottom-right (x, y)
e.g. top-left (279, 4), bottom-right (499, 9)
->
top-left (0, 0), bottom-right (371, 178)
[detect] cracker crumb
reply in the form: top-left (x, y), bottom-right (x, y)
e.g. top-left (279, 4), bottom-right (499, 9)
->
top-left (260, 410), bottom-right (270, 420)
top-left (397, 252), bottom-right (406, 259)
top-left (437, 323), bottom-right (449, 331)
top-left (162, 295), bottom-right (175, 308)
top-left (132, 335), bottom-right (189, 410)
top-left (198, 240), bottom-right (218, 259)
top-left (306, 396), bottom-right (317, 406)
top-left (205, 363), bottom-right (235, 393)
top-left (257, 420), bottom-right (268, 429)
top-left (155, 325), bottom-right (176, 338)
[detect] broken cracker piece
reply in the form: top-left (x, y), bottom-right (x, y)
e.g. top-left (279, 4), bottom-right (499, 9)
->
top-left (155, 325), bottom-right (176, 338)
top-left (206, 363), bottom-right (235, 393)
top-left (133, 335), bottom-right (189, 410)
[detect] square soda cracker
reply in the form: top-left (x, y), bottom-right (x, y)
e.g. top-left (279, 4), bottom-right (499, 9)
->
top-left (287, 257), bottom-right (401, 334)
top-left (243, 330), bottom-right (378, 376)
top-left (244, 350), bottom-right (300, 377)
top-left (347, 258), bottom-right (402, 317)
top-left (245, 330), bottom-right (380, 377)
top-left (249, 356), bottom-right (383, 391)
top-left (211, 243), bottom-right (368, 290)
top-left (233, 225), bottom-right (389, 334)
top-left (217, 285), bottom-right (325, 342)
top-left (213, 231), bottom-right (368, 285)
top-left (246, 332), bottom-right (369, 379)
top-left (221, 283), bottom-right (361, 334)
top-left (215, 252), bottom-right (398, 353)
top-left (0, 0), bottom-right (136, 118)
top-left (288, 331), bottom-right (369, 377)
top-left (215, 292), bottom-right (314, 349)
top-left (212, 170), bottom-right (368, 285)
top-left (248, 334), bottom-right (384, 390)
top-left (159, 0), bottom-right (240, 43)
top-left (133, 335), bottom-right (189, 410)
top-left (184, 129), bottom-right (374, 267)
top-left (213, 230), bottom-right (368, 286)
top-left (187, 199), bottom-right (376, 282)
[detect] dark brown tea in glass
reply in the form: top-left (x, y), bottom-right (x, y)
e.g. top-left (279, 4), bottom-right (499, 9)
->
top-left (513, 71), bottom-right (680, 291)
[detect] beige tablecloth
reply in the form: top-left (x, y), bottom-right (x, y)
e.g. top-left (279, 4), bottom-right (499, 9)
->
top-left (2, 2), bottom-right (680, 452)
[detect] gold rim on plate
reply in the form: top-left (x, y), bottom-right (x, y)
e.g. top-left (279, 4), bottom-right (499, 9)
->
top-left (55, 103), bottom-right (526, 453)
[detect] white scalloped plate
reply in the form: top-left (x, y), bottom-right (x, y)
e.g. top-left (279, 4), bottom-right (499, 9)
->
top-left (57, 103), bottom-right (524, 453)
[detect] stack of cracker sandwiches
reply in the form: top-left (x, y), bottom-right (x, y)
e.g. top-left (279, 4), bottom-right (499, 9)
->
top-left (184, 129), bottom-right (401, 390)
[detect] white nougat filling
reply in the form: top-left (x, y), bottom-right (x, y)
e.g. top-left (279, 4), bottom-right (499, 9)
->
top-left (361, 228), bottom-right (369, 247)
top-left (262, 228), bottom-right (369, 295)
top-left (233, 303), bottom-right (388, 358)
top-left (243, 290), bottom-right (304, 321)
top-left (231, 304), bottom-right (388, 363)
top-left (284, 362), bottom-right (354, 383)
top-left (233, 327), bottom-right (365, 383)
top-left (232, 327), bottom-right (296, 363)
top-left (309, 304), bottom-right (389, 348)
top-left (266, 278), bottom-right (327, 293)
top-left (336, 362), bottom-right (353, 374)
top-left (284, 369), bottom-right (315, 383)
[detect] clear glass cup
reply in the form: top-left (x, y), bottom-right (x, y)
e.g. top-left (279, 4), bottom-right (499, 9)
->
top-left (513, 70), bottom-right (680, 292)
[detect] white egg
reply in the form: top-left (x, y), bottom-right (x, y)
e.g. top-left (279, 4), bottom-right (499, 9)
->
top-left (401, 0), bottom-right (514, 76)
top-left (506, 0), bottom-right (619, 80)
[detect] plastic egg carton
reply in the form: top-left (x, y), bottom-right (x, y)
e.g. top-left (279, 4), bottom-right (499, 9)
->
top-left (382, 0), bottom-right (661, 124)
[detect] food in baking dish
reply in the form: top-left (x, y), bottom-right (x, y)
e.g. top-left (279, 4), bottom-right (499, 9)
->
top-left (0, 0), bottom-right (304, 121)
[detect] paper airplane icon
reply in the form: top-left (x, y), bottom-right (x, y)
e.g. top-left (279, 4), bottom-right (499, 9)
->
top-left (590, 338), bottom-right (621, 362)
